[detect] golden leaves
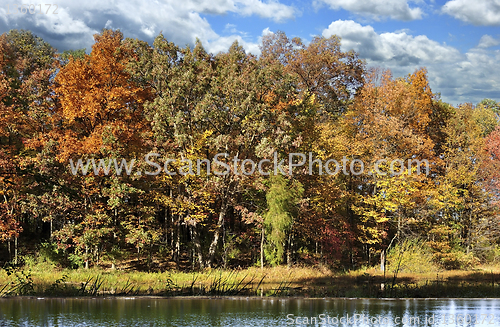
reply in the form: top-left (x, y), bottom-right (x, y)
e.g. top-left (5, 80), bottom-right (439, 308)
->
top-left (54, 29), bottom-right (151, 159)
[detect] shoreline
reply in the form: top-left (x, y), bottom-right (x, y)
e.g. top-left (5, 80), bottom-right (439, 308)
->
top-left (2, 265), bottom-right (500, 299)
top-left (3, 295), bottom-right (500, 300)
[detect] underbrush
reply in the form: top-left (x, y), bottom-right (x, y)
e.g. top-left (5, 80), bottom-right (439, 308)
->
top-left (386, 238), bottom-right (440, 274)
top-left (2, 239), bottom-right (500, 298)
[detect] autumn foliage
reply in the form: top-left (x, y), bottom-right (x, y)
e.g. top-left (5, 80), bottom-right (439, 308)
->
top-left (1, 28), bottom-right (500, 271)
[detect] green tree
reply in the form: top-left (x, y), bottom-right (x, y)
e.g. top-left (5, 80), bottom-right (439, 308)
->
top-left (263, 174), bottom-right (303, 266)
top-left (478, 98), bottom-right (500, 114)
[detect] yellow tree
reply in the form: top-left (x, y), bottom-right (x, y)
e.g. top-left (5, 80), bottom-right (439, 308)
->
top-left (427, 103), bottom-right (496, 268)
top-left (340, 68), bottom-right (442, 265)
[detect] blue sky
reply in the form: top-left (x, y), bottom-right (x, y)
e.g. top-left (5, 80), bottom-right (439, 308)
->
top-left (1, 0), bottom-right (499, 105)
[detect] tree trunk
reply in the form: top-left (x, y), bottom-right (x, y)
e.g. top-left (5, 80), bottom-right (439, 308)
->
top-left (170, 213), bottom-right (174, 256)
top-left (191, 223), bottom-right (204, 269)
top-left (367, 246), bottom-right (370, 267)
top-left (174, 215), bottom-right (180, 268)
top-left (147, 244), bottom-right (152, 272)
top-left (380, 249), bottom-right (385, 273)
top-left (397, 214), bottom-right (401, 242)
top-left (8, 240), bottom-right (11, 262)
top-left (14, 237), bottom-right (18, 265)
top-left (95, 245), bottom-right (100, 267)
top-left (466, 210), bottom-right (472, 254)
top-left (261, 226), bottom-right (265, 269)
top-left (164, 207), bottom-right (168, 248)
top-left (85, 245), bottom-right (89, 269)
top-left (287, 233), bottom-right (292, 268)
top-left (169, 188), bottom-right (174, 256)
top-left (206, 201), bottom-right (228, 268)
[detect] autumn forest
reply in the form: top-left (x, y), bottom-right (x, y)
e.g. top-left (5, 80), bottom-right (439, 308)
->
top-left (1, 28), bottom-right (500, 273)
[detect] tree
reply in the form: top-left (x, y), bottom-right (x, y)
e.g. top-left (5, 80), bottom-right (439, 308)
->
top-left (263, 174), bottom-right (303, 266)
top-left (478, 98), bottom-right (500, 114)
top-left (129, 33), bottom-right (316, 268)
top-left (0, 30), bottom-right (57, 263)
top-left (428, 104), bottom-right (496, 266)
top-left (260, 31), bottom-right (364, 117)
top-left (41, 29), bottom-right (152, 268)
top-left (334, 68), bottom-right (443, 265)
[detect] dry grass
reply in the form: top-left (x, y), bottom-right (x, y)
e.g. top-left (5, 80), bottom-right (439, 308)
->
top-left (2, 262), bottom-right (500, 298)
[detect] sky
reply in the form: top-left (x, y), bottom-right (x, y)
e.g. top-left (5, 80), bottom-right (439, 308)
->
top-left (0, 0), bottom-right (499, 105)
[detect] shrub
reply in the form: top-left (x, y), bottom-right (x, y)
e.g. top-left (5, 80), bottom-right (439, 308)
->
top-left (432, 250), bottom-right (479, 270)
top-left (427, 225), bottom-right (480, 270)
top-left (386, 238), bottom-right (439, 274)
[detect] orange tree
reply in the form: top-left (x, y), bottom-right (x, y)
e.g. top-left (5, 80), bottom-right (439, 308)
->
top-left (34, 29), bottom-right (152, 268)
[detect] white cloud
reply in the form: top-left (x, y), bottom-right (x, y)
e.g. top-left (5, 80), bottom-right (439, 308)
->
top-left (262, 27), bottom-right (274, 36)
top-left (33, 7), bottom-right (96, 35)
top-left (442, 0), bottom-right (500, 26)
top-left (236, 0), bottom-right (297, 22)
top-left (315, 0), bottom-right (423, 21)
top-left (322, 20), bottom-right (500, 105)
top-left (0, 0), bottom-right (295, 54)
top-left (323, 20), bottom-right (460, 66)
top-left (206, 26), bottom-right (274, 55)
top-left (224, 24), bottom-right (239, 34)
top-left (477, 35), bottom-right (500, 48)
top-left (205, 35), bottom-right (261, 55)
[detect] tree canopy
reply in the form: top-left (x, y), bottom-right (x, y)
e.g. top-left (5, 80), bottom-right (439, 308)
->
top-left (1, 29), bottom-right (499, 271)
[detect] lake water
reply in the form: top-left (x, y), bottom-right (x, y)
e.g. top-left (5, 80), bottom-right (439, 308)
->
top-left (0, 297), bottom-right (499, 326)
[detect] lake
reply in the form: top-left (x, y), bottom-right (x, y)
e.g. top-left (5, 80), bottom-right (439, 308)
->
top-left (0, 297), bottom-right (499, 326)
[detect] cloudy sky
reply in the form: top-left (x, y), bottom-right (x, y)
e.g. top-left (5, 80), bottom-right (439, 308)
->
top-left (1, 0), bottom-right (499, 105)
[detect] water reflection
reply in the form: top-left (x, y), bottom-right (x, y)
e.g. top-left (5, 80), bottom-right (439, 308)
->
top-left (0, 297), bottom-right (499, 326)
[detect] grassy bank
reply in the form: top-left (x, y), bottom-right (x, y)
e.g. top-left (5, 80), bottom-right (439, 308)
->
top-left (2, 263), bottom-right (500, 298)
